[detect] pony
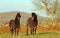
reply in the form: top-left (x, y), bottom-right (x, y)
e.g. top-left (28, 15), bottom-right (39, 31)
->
top-left (9, 13), bottom-right (21, 35)
top-left (26, 13), bottom-right (38, 35)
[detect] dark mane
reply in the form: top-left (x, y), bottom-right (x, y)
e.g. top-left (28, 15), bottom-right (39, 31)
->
top-left (15, 13), bottom-right (21, 21)
top-left (32, 13), bottom-right (38, 25)
top-left (15, 13), bottom-right (21, 28)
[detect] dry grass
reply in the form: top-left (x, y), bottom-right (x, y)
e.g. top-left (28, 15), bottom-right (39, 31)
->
top-left (0, 23), bottom-right (60, 38)
top-left (0, 23), bottom-right (60, 34)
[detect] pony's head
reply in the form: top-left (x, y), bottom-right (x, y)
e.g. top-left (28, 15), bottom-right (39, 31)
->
top-left (15, 13), bottom-right (21, 20)
top-left (31, 12), bottom-right (37, 19)
top-left (31, 12), bottom-right (37, 22)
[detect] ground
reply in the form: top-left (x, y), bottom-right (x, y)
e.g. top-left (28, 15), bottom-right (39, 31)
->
top-left (0, 31), bottom-right (60, 38)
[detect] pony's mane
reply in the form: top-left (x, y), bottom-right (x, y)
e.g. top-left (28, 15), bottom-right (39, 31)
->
top-left (32, 13), bottom-right (37, 22)
top-left (14, 13), bottom-right (21, 26)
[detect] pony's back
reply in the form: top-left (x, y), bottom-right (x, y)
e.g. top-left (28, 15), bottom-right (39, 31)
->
top-left (9, 19), bottom-right (15, 28)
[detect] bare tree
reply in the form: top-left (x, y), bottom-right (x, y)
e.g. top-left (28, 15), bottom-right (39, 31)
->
top-left (33, 0), bottom-right (58, 25)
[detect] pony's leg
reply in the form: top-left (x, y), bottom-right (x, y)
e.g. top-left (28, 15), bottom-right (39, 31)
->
top-left (30, 27), bottom-right (32, 35)
top-left (14, 28), bottom-right (19, 36)
top-left (32, 27), bottom-right (35, 35)
top-left (16, 28), bottom-right (19, 35)
top-left (10, 28), bottom-right (13, 35)
top-left (34, 26), bottom-right (37, 34)
top-left (31, 27), bottom-right (34, 35)
top-left (14, 28), bottom-right (16, 35)
top-left (26, 28), bottom-right (28, 35)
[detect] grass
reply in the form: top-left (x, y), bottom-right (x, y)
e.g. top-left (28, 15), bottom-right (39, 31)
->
top-left (0, 31), bottom-right (60, 38)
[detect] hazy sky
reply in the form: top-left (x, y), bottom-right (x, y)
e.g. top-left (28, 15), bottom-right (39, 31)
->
top-left (0, 0), bottom-right (54, 17)
top-left (0, 0), bottom-right (34, 12)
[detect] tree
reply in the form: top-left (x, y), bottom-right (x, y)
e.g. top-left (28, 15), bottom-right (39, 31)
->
top-left (33, 0), bottom-right (58, 25)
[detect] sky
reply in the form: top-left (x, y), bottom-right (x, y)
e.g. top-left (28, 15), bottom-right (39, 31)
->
top-left (0, 0), bottom-right (34, 12)
top-left (0, 0), bottom-right (54, 17)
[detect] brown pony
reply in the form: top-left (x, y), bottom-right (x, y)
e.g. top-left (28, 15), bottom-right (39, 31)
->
top-left (26, 13), bottom-right (38, 35)
top-left (9, 13), bottom-right (21, 35)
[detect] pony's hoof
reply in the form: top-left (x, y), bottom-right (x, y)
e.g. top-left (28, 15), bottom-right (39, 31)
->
top-left (26, 34), bottom-right (29, 35)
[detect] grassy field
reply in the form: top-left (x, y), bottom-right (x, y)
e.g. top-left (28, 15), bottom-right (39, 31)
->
top-left (0, 31), bottom-right (60, 38)
top-left (0, 24), bottom-right (60, 38)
